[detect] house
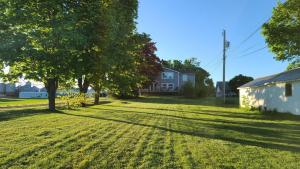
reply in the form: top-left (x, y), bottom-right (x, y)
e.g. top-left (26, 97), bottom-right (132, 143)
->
top-left (19, 81), bottom-right (40, 92)
top-left (143, 67), bottom-right (195, 93)
top-left (238, 68), bottom-right (300, 115)
top-left (0, 83), bottom-right (17, 96)
top-left (215, 81), bottom-right (236, 97)
top-left (18, 81), bottom-right (48, 98)
top-left (0, 81), bottom-right (48, 98)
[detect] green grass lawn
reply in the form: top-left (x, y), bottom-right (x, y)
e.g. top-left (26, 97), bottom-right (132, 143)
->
top-left (0, 96), bottom-right (300, 168)
top-left (0, 98), bottom-right (48, 107)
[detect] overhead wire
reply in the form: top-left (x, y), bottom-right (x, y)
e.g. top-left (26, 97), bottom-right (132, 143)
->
top-left (235, 46), bottom-right (267, 59)
top-left (229, 17), bottom-right (270, 54)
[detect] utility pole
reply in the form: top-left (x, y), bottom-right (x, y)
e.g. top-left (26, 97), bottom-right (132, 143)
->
top-left (222, 30), bottom-right (229, 103)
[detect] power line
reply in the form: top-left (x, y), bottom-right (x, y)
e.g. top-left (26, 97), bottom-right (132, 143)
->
top-left (210, 59), bottom-right (222, 72)
top-left (235, 46), bottom-right (267, 59)
top-left (202, 50), bottom-right (223, 68)
top-left (234, 27), bottom-right (261, 49)
top-left (229, 17), bottom-right (270, 53)
top-left (239, 43), bottom-right (259, 54)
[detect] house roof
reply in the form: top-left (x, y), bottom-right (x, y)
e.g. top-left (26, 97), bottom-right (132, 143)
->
top-left (162, 67), bottom-right (180, 73)
top-left (239, 68), bottom-right (300, 88)
top-left (162, 67), bottom-right (195, 75)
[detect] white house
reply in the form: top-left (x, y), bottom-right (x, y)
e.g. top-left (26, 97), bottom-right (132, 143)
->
top-left (238, 68), bottom-right (300, 115)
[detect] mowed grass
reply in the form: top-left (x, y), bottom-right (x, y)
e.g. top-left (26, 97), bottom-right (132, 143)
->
top-left (0, 98), bottom-right (48, 107)
top-left (0, 96), bottom-right (300, 168)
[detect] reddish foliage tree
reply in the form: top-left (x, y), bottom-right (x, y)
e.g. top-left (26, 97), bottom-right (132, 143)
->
top-left (137, 34), bottom-right (163, 87)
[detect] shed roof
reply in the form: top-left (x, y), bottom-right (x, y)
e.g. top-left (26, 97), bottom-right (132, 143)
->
top-left (239, 68), bottom-right (300, 88)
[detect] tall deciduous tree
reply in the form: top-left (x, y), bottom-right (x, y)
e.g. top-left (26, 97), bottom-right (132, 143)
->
top-left (262, 0), bottom-right (300, 69)
top-left (101, 0), bottom-right (143, 99)
top-left (68, 0), bottom-right (112, 106)
top-left (135, 33), bottom-right (162, 87)
top-left (0, 1), bottom-right (84, 111)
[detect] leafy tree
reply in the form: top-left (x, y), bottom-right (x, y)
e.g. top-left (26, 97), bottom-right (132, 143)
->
top-left (68, 0), bottom-right (113, 106)
top-left (262, 0), bottom-right (300, 69)
top-left (135, 33), bottom-right (162, 87)
top-left (108, 32), bottom-right (163, 99)
top-left (229, 74), bottom-right (253, 95)
top-left (287, 59), bottom-right (300, 70)
top-left (92, 0), bottom-right (139, 100)
top-left (0, 1), bottom-right (84, 111)
top-left (0, 0), bottom-right (140, 107)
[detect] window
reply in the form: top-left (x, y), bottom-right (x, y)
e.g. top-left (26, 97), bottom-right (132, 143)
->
top-left (161, 83), bottom-right (174, 90)
top-left (168, 83), bottom-right (174, 90)
top-left (285, 83), bottom-right (292, 97)
top-left (182, 74), bottom-right (188, 82)
top-left (162, 72), bottom-right (174, 79)
top-left (161, 83), bottom-right (167, 90)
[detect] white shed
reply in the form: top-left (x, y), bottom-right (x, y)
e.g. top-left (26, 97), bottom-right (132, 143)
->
top-left (238, 68), bottom-right (300, 115)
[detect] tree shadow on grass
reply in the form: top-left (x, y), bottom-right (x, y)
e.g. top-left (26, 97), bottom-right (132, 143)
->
top-left (0, 108), bottom-right (58, 121)
top-left (59, 109), bottom-right (300, 153)
top-left (91, 106), bottom-right (300, 146)
top-left (101, 104), bottom-right (300, 122)
top-left (0, 101), bottom-right (112, 121)
top-left (91, 106), bottom-right (300, 131)
top-left (128, 97), bottom-right (240, 108)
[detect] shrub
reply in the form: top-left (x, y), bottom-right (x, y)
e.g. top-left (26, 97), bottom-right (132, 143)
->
top-left (180, 81), bottom-right (196, 98)
top-left (242, 95), bottom-right (250, 109)
top-left (58, 93), bottom-right (87, 109)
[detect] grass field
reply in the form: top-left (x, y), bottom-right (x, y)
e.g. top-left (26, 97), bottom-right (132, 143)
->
top-left (0, 96), bottom-right (300, 168)
top-left (0, 98), bottom-right (48, 107)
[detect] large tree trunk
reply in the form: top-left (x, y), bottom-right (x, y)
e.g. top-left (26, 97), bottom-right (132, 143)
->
top-left (94, 91), bottom-right (100, 105)
top-left (92, 83), bottom-right (101, 105)
top-left (45, 78), bottom-right (58, 111)
top-left (78, 76), bottom-right (90, 107)
top-left (78, 77), bottom-right (90, 93)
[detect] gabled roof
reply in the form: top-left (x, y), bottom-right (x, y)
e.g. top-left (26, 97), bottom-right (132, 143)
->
top-left (162, 67), bottom-right (180, 73)
top-left (239, 68), bottom-right (300, 88)
top-left (162, 67), bottom-right (195, 75)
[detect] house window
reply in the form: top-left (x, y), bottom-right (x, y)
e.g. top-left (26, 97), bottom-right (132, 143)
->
top-left (168, 83), bottom-right (174, 90)
top-left (182, 74), bottom-right (188, 82)
top-left (162, 72), bottom-right (174, 79)
top-left (285, 83), bottom-right (292, 97)
top-left (161, 83), bottom-right (168, 90)
top-left (161, 83), bottom-right (174, 90)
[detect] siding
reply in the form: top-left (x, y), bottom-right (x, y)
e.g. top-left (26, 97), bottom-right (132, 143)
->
top-left (239, 81), bottom-right (300, 115)
top-left (155, 69), bottom-right (180, 92)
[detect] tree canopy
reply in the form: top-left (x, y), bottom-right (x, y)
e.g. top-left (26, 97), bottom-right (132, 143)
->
top-left (228, 74), bottom-right (253, 95)
top-left (0, 0), bottom-right (139, 110)
top-left (262, 0), bottom-right (300, 69)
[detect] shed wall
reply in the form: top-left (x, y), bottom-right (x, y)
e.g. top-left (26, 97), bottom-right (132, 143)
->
top-left (239, 81), bottom-right (300, 115)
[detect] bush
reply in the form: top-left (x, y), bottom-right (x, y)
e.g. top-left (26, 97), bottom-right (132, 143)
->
top-left (180, 81), bottom-right (196, 98)
top-left (242, 95), bottom-right (250, 109)
top-left (58, 93), bottom-right (87, 109)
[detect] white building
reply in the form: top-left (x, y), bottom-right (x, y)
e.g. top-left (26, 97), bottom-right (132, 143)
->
top-left (238, 68), bottom-right (300, 115)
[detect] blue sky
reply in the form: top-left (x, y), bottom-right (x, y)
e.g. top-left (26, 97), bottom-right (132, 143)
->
top-left (136, 0), bottom-right (288, 83)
